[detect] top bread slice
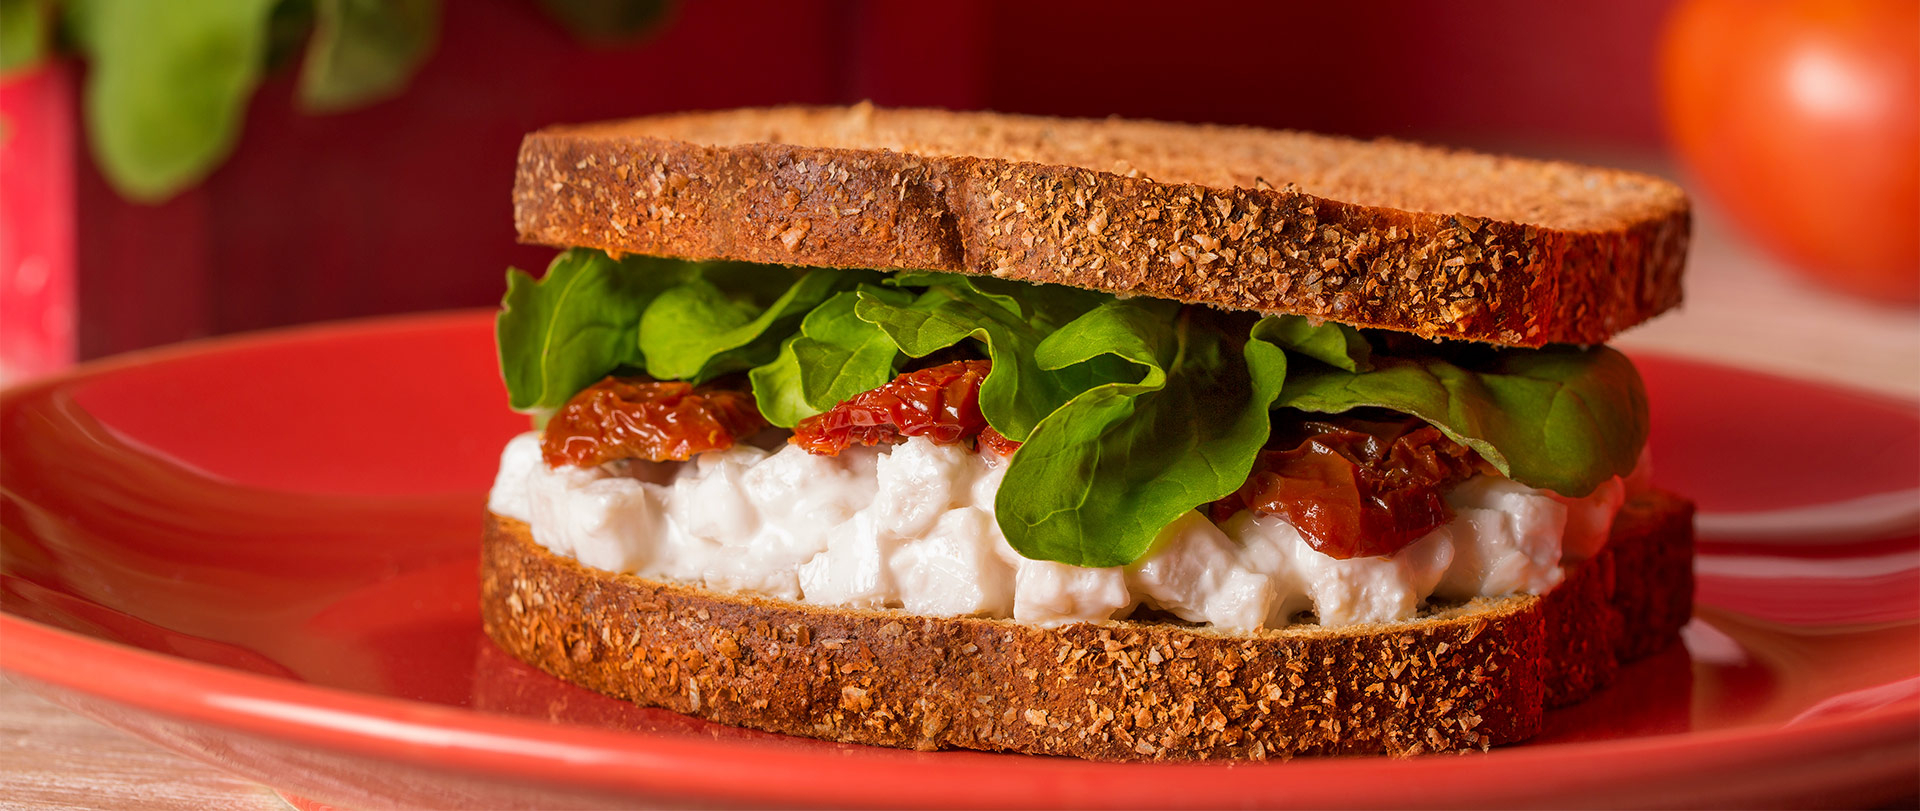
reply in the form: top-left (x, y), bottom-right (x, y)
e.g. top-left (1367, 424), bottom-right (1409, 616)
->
top-left (514, 105), bottom-right (1690, 347)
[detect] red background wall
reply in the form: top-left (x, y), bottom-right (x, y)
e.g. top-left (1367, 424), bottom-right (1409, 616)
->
top-left (2, 0), bottom-right (1678, 368)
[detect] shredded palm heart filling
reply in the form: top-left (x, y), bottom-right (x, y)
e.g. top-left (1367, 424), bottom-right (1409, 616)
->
top-left (489, 433), bottom-right (1644, 632)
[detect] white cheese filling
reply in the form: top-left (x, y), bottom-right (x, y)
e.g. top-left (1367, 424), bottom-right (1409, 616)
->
top-left (489, 432), bottom-right (1634, 632)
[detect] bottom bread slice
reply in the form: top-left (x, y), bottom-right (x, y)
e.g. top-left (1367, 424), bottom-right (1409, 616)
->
top-left (479, 491), bottom-right (1693, 759)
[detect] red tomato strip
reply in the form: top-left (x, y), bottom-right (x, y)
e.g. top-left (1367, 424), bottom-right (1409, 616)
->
top-left (977, 426), bottom-right (1022, 457)
top-left (793, 360), bottom-right (1015, 455)
top-left (1211, 416), bottom-right (1483, 559)
top-left (542, 377), bottom-right (767, 467)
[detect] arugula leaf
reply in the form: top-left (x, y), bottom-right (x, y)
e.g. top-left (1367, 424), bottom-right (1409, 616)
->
top-left (1252, 315), bottom-right (1371, 372)
top-left (748, 338), bottom-right (811, 428)
top-left (497, 249), bottom-right (693, 412)
top-left (756, 273), bottom-right (1123, 433)
top-left (748, 285), bottom-right (912, 427)
top-left (876, 270), bottom-right (956, 290)
top-left (796, 288), bottom-right (912, 406)
top-left (994, 303), bottom-right (1287, 567)
top-left (1275, 346), bottom-right (1647, 497)
top-left (854, 278), bottom-right (1122, 439)
top-left (639, 267), bottom-right (864, 382)
top-left (298, 0), bottom-right (438, 112)
top-left (72, 0), bottom-right (279, 201)
top-left (884, 272), bottom-right (1119, 330)
top-left (1035, 296), bottom-right (1182, 373)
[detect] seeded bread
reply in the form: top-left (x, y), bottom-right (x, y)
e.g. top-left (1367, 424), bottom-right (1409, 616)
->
top-left (479, 491), bottom-right (1693, 759)
top-left (513, 105), bottom-right (1690, 347)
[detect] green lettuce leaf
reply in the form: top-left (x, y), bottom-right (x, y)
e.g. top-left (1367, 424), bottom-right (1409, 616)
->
top-left (639, 267), bottom-right (869, 382)
top-left (853, 277), bottom-right (1124, 440)
top-left (746, 338), bottom-right (812, 428)
top-left (749, 285), bottom-right (912, 427)
top-left (994, 304), bottom-right (1287, 567)
top-left (795, 288), bottom-right (913, 407)
top-left (496, 249), bottom-right (694, 412)
top-left (1252, 315), bottom-right (1371, 372)
top-left (1274, 345), bottom-right (1648, 497)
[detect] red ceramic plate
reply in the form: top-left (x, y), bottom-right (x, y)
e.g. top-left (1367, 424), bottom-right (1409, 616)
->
top-left (2, 311), bottom-right (1916, 810)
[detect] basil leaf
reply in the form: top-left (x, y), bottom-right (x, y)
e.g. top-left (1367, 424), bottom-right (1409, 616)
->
top-left (497, 249), bottom-right (692, 412)
top-left (298, 0), bottom-right (438, 112)
top-left (640, 267), bottom-right (868, 382)
top-left (73, 0), bottom-right (279, 201)
top-left (1276, 346), bottom-right (1648, 497)
top-left (855, 278), bottom-right (1119, 439)
top-left (1252, 315), bottom-right (1371, 372)
top-left (748, 285), bottom-right (911, 427)
top-left (995, 304), bottom-right (1287, 567)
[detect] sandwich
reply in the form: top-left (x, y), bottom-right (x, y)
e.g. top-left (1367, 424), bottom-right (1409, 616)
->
top-left (480, 105), bottom-right (1695, 759)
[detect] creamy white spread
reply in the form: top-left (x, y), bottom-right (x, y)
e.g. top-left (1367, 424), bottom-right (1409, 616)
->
top-left (489, 432), bottom-right (1633, 632)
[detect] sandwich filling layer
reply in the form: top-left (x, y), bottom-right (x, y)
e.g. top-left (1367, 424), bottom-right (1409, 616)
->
top-left (489, 432), bottom-right (1638, 631)
top-left (492, 249), bottom-right (1658, 631)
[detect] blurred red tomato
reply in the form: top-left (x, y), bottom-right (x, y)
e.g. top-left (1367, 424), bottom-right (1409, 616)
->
top-left (1660, 0), bottom-right (1919, 304)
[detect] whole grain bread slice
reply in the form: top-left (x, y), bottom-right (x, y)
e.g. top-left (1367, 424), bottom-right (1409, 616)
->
top-left (514, 105), bottom-right (1690, 347)
top-left (479, 491), bottom-right (1693, 759)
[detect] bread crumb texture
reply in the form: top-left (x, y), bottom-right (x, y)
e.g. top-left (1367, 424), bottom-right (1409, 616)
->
top-left (480, 492), bottom-right (1693, 760)
top-left (513, 105), bottom-right (1691, 347)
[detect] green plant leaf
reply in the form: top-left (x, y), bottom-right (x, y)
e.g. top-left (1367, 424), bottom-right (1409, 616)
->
top-left (746, 286), bottom-right (913, 427)
top-left (298, 0), bottom-right (438, 112)
top-left (854, 277), bottom-right (1122, 440)
top-left (496, 249), bottom-right (696, 412)
top-left (0, 0), bottom-right (56, 76)
top-left (535, 0), bottom-right (673, 43)
top-left (72, 0), bottom-right (279, 201)
top-left (639, 267), bottom-right (872, 382)
top-left (1252, 314), bottom-right (1371, 371)
top-left (1275, 346), bottom-right (1648, 497)
top-left (995, 305), bottom-right (1288, 567)
top-left (264, 0), bottom-right (318, 73)
top-left (747, 337), bottom-right (812, 429)
top-left (793, 288), bottom-right (910, 404)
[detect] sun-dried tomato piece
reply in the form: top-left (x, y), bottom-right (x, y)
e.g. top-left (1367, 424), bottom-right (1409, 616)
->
top-left (1211, 415), bottom-right (1483, 559)
top-left (793, 360), bottom-right (1003, 455)
top-left (978, 425), bottom-right (1022, 457)
top-left (542, 376), bottom-right (767, 467)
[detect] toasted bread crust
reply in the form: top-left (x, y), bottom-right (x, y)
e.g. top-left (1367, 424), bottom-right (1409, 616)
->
top-left (513, 106), bottom-right (1690, 347)
top-left (479, 491), bottom-right (1692, 759)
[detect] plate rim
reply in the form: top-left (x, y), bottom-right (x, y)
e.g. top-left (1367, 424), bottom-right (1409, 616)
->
top-left (4, 310), bottom-right (1918, 808)
top-left (6, 614), bottom-right (1918, 809)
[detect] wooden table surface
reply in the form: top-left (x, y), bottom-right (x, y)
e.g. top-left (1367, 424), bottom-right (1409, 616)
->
top-left (3, 204), bottom-right (1916, 810)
